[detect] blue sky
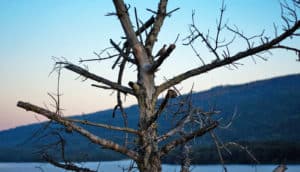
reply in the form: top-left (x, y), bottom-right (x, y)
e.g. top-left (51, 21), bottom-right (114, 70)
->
top-left (0, 0), bottom-right (299, 130)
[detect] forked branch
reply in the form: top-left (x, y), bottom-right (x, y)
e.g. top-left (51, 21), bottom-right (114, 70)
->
top-left (159, 121), bottom-right (218, 157)
top-left (17, 101), bottom-right (139, 161)
top-left (149, 44), bottom-right (176, 73)
top-left (157, 20), bottom-right (300, 94)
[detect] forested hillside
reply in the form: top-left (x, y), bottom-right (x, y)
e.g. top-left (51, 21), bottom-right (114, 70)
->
top-left (1, 74), bottom-right (299, 163)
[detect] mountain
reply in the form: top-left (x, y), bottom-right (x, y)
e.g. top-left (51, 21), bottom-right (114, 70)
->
top-left (1, 74), bottom-right (300, 163)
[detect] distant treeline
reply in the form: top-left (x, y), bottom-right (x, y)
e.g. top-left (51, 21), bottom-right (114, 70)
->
top-left (163, 141), bottom-right (300, 164)
top-left (1, 141), bottom-right (299, 164)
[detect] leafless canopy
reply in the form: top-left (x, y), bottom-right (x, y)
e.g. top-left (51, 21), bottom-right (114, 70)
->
top-left (17, 0), bottom-right (300, 172)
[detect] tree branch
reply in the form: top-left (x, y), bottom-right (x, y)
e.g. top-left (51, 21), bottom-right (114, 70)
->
top-left (112, 0), bottom-right (138, 47)
top-left (111, 16), bottom-right (155, 70)
top-left (145, 0), bottom-right (168, 54)
top-left (67, 118), bottom-right (140, 135)
top-left (43, 154), bottom-right (96, 172)
top-left (134, 8), bottom-right (144, 44)
top-left (134, 16), bottom-right (155, 37)
top-left (147, 89), bottom-right (177, 128)
top-left (149, 44), bottom-right (176, 73)
top-left (17, 101), bottom-right (139, 161)
top-left (159, 121), bottom-right (218, 157)
top-left (110, 39), bottom-right (136, 64)
top-left (210, 131), bottom-right (227, 172)
top-left (115, 56), bottom-right (130, 145)
top-left (112, 0), bottom-right (147, 66)
top-left (57, 62), bottom-right (134, 95)
top-left (156, 113), bottom-right (191, 143)
top-left (157, 20), bottom-right (300, 94)
top-left (271, 45), bottom-right (300, 54)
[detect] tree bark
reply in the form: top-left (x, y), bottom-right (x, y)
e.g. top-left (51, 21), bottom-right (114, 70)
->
top-left (112, 1), bottom-right (164, 171)
top-left (135, 73), bottom-right (161, 172)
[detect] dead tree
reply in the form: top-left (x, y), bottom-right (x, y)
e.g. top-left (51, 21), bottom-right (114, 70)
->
top-left (17, 0), bottom-right (300, 172)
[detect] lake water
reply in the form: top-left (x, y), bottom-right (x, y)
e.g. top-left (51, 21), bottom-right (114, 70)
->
top-left (0, 160), bottom-right (299, 172)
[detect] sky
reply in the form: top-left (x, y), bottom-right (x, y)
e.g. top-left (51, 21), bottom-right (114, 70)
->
top-left (0, 0), bottom-right (299, 131)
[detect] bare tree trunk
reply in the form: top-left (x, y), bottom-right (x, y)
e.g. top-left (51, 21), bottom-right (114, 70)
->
top-left (135, 71), bottom-right (162, 172)
top-left (136, 153), bottom-right (161, 172)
